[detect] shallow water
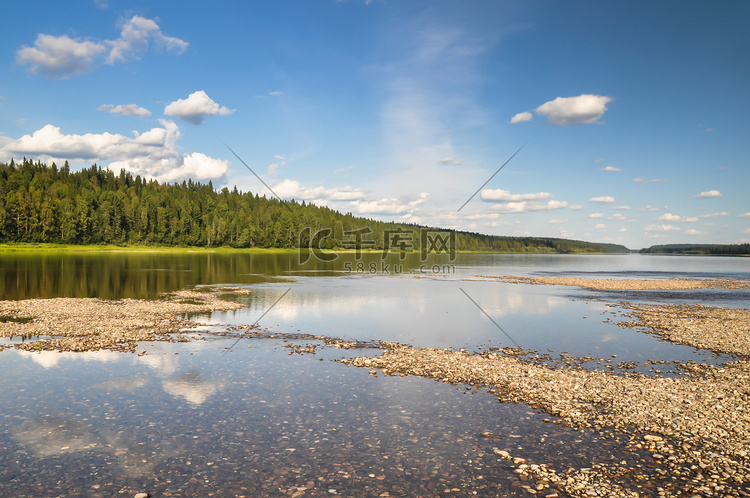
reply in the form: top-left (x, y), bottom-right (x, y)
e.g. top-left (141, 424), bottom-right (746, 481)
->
top-left (0, 252), bottom-right (748, 495)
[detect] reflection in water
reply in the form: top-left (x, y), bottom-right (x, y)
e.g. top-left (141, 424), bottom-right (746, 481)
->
top-left (12, 415), bottom-right (101, 458)
top-left (11, 415), bottom-right (181, 477)
top-left (15, 349), bottom-right (122, 368)
top-left (162, 370), bottom-right (222, 405)
top-left (97, 376), bottom-right (147, 393)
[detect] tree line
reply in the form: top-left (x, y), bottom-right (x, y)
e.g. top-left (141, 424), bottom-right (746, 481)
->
top-left (640, 244), bottom-right (750, 256)
top-left (0, 159), bottom-right (629, 253)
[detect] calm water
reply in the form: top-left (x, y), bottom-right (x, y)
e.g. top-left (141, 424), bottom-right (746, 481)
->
top-left (1, 252), bottom-right (748, 496)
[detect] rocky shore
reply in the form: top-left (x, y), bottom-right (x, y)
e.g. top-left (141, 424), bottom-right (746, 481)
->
top-left (486, 275), bottom-right (750, 291)
top-left (0, 288), bottom-right (246, 353)
top-left (337, 277), bottom-right (750, 496)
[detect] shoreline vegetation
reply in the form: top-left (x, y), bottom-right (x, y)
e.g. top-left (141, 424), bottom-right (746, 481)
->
top-left (0, 242), bottom-right (620, 255)
top-left (1, 275), bottom-right (750, 495)
top-left (0, 160), bottom-right (629, 255)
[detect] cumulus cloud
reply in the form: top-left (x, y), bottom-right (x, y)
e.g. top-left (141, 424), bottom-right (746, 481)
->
top-left (738, 213), bottom-right (750, 218)
top-left (645, 224), bottom-right (681, 232)
top-left (685, 229), bottom-right (703, 235)
top-left (439, 157), bottom-right (462, 166)
top-left (270, 179), bottom-right (368, 203)
top-left (656, 213), bottom-right (698, 222)
top-left (535, 94), bottom-right (612, 126)
top-left (106, 16), bottom-right (188, 64)
top-left (350, 193), bottom-right (428, 215)
top-left (640, 205), bottom-right (659, 212)
top-left (589, 196), bottom-right (615, 203)
top-left (509, 111), bottom-right (532, 124)
top-left (98, 103), bottom-right (151, 118)
top-left (601, 166), bottom-right (621, 172)
top-left (164, 91), bottom-right (234, 125)
top-left (587, 213), bottom-right (605, 219)
top-left (595, 224), bottom-right (607, 230)
top-left (480, 189), bottom-right (553, 202)
top-left (611, 205), bottom-right (630, 210)
top-left (489, 199), bottom-right (568, 214)
top-left (0, 121), bottom-right (228, 183)
top-left (634, 177), bottom-right (668, 183)
top-left (478, 189), bottom-right (566, 213)
top-left (700, 212), bottom-right (729, 219)
top-left (16, 34), bottom-right (107, 78)
top-left (16, 16), bottom-right (187, 79)
top-left (693, 190), bottom-right (722, 198)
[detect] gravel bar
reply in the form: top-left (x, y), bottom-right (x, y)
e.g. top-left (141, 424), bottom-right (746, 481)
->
top-left (0, 289), bottom-right (246, 353)
top-left (338, 277), bottom-right (750, 496)
top-left (484, 275), bottom-right (750, 291)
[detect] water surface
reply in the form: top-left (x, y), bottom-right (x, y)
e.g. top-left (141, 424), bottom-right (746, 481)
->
top-left (1, 252), bottom-right (748, 496)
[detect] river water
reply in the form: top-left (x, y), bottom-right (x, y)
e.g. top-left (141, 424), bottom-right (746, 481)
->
top-left (0, 251), bottom-right (748, 496)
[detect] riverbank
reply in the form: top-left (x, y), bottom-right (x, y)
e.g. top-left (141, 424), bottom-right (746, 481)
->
top-left (0, 242), bottom-right (623, 256)
top-left (0, 288), bottom-right (247, 352)
top-left (485, 275), bottom-right (750, 290)
top-left (0, 243), bottom-right (301, 254)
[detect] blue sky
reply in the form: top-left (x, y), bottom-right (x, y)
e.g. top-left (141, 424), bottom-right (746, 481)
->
top-left (1, 0), bottom-right (748, 249)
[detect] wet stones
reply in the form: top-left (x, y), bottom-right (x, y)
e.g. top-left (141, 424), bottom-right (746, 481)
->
top-left (0, 289), bottom-right (246, 353)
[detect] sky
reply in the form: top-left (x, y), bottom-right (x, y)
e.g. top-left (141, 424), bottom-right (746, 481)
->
top-left (1, 0), bottom-right (748, 249)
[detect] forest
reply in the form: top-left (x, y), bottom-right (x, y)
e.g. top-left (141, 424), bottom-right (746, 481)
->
top-left (640, 244), bottom-right (750, 256)
top-left (0, 159), bottom-right (629, 254)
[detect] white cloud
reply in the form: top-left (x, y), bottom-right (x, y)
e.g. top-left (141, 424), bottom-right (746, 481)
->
top-left (16, 16), bottom-right (187, 79)
top-left (106, 16), bottom-right (188, 64)
top-left (535, 94), bottom-right (612, 126)
top-left (685, 229), bottom-right (703, 235)
top-left (270, 179), bottom-right (368, 203)
top-left (699, 212), bottom-right (728, 218)
top-left (479, 189), bottom-right (566, 214)
top-left (640, 205), bottom-right (659, 212)
top-left (601, 166), bottom-right (621, 172)
top-left (609, 213), bottom-right (627, 220)
top-left (509, 111), bottom-right (532, 124)
top-left (439, 157), bottom-right (462, 166)
top-left (0, 121), bottom-right (228, 183)
top-left (634, 177), bottom-right (668, 183)
top-left (98, 103), bottom-right (151, 118)
top-left (350, 193), bottom-right (428, 215)
top-left (481, 189), bottom-right (553, 202)
top-left (645, 224), bottom-right (682, 232)
top-left (16, 34), bottom-right (107, 78)
top-left (595, 224), bottom-right (607, 230)
top-left (587, 213), bottom-right (605, 219)
top-left (589, 196), bottom-right (615, 203)
top-left (548, 219), bottom-right (568, 224)
top-left (569, 204), bottom-right (584, 210)
top-left (489, 199), bottom-right (568, 214)
top-left (738, 213), bottom-right (750, 218)
top-left (611, 205), bottom-right (630, 210)
top-left (655, 213), bottom-right (698, 222)
top-left (164, 90), bottom-right (234, 125)
top-left (694, 190), bottom-right (722, 199)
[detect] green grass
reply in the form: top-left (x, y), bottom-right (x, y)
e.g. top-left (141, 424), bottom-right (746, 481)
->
top-left (0, 242), bottom-right (616, 255)
top-left (0, 242), bottom-right (300, 254)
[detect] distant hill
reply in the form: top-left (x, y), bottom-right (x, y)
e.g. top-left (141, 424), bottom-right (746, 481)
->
top-left (640, 243), bottom-right (750, 256)
top-left (0, 159), bottom-right (629, 254)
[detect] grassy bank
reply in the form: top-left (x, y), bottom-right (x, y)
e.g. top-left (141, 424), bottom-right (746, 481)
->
top-left (0, 242), bottom-right (624, 255)
top-left (0, 243), bottom-right (300, 254)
